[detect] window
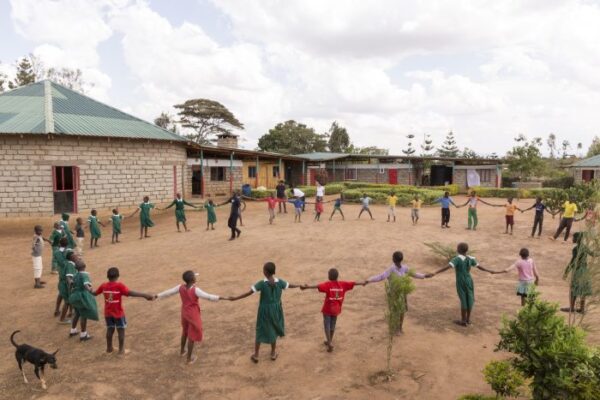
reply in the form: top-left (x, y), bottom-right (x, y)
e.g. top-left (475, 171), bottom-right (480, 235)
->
top-left (210, 167), bottom-right (226, 181)
top-left (272, 166), bottom-right (280, 178)
top-left (248, 166), bottom-right (257, 178)
top-left (477, 169), bottom-right (492, 183)
top-left (52, 166), bottom-right (79, 214)
top-left (344, 168), bottom-right (357, 180)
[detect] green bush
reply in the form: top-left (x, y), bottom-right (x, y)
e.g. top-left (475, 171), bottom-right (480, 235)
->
top-left (248, 189), bottom-right (276, 199)
top-left (542, 176), bottom-right (575, 188)
top-left (458, 395), bottom-right (496, 400)
top-left (483, 360), bottom-right (524, 398)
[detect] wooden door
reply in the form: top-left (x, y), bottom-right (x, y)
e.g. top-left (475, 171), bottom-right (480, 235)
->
top-left (389, 168), bottom-right (398, 184)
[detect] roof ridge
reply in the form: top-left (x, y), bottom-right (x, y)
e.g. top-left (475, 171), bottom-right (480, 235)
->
top-left (43, 80), bottom-right (55, 133)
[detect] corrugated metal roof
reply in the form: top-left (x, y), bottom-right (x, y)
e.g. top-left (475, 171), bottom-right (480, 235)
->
top-left (572, 155), bottom-right (600, 167)
top-left (0, 80), bottom-right (185, 141)
top-left (294, 152), bottom-right (349, 161)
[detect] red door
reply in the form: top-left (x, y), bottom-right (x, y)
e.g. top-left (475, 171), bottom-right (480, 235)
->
top-left (389, 168), bottom-right (398, 184)
top-left (309, 169), bottom-right (317, 185)
top-left (582, 170), bottom-right (595, 182)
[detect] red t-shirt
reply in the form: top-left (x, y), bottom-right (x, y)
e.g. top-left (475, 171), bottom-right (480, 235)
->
top-left (317, 280), bottom-right (355, 316)
top-left (315, 202), bottom-right (324, 213)
top-left (266, 198), bottom-right (277, 209)
top-left (95, 281), bottom-right (130, 318)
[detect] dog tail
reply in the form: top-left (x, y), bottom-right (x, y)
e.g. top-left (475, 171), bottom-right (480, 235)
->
top-left (10, 330), bottom-right (20, 348)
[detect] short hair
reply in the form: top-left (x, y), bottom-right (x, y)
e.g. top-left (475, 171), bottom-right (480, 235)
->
top-left (519, 248), bottom-right (529, 259)
top-left (457, 242), bottom-right (469, 254)
top-left (182, 270), bottom-right (195, 284)
top-left (107, 267), bottom-right (120, 280)
top-left (328, 268), bottom-right (339, 280)
top-left (392, 251), bottom-right (404, 264)
top-left (34, 225), bottom-right (43, 232)
top-left (112, 209), bottom-right (118, 214)
top-left (444, 191), bottom-right (449, 196)
top-left (75, 260), bottom-right (86, 271)
top-left (66, 251), bottom-right (77, 261)
top-left (263, 262), bottom-right (276, 276)
top-left (59, 237), bottom-right (68, 247)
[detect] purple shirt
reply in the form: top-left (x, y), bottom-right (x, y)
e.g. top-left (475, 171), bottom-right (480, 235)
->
top-left (368, 264), bottom-right (425, 282)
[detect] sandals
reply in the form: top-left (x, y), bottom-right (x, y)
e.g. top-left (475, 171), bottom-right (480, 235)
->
top-left (270, 353), bottom-right (278, 361)
top-left (250, 355), bottom-right (259, 364)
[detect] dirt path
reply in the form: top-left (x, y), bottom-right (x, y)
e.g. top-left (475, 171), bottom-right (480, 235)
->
top-left (0, 196), bottom-right (597, 399)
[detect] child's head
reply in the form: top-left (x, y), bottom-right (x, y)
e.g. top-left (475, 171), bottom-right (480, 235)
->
top-left (59, 237), bottom-right (68, 248)
top-left (536, 196), bottom-right (542, 203)
top-left (328, 268), bottom-right (339, 281)
top-left (66, 251), bottom-right (78, 262)
top-left (76, 217), bottom-right (83, 225)
top-left (182, 270), bottom-right (197, 285)
top-left (75, 260), bottom-right (86, 271)
top-left (208, 199), bottom-right (214, 206)
top-left (91, 209), bottom-right (97, 216)
top-left (143, 196), bottom-right (149, 202)
top-left (112, 209), bottom-right (118, 215)
top-left (176, 192), bottom-right (182, 199)
top-left (61, 213), bottom-right (70, 221)
top-left (573, 231), bottom-right (583, 244)
top-left (390, 191), bottom-right (395, 196)
top-left (414, 194), bottom-right (419, 200)
top-left (519, 248), bottom-right (529, 259)
top-left (444, 191), bottom-right (449, 197)
top-left (34, 225), bottom-right (43, 235)
top-left (53, 222), bottom-right (60, 230)
top-left (507, 197), bottom-right (513, 204)
top-left (263, 261), bottom-right (276, 277)
top-left (457, 242), bottom-right (469, 255)
top-left (107, 267), bottom-right (120, 281)
top-left (470, 191), bottom-right (476, 197)
top-left (392, 251), bottom-right (404, 266)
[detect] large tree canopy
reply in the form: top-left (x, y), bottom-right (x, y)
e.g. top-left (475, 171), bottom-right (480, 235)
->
top-left (327, 121), bottom-right (351, 153)
top-left (437, 131), bottom-right (459, 157)
top-left (174, 98), bottom-right (244, 144)
top-left (586, 136), bottom-right (600, 158)
top-left (506, 134), bottom-right (545, 180)
top-left (154, 112), bottom-right (178, 133)
top-left (257, 120), bottom-right (328, 154)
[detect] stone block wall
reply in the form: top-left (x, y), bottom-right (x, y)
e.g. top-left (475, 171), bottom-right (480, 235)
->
top-left (186, 165), bottom-right (243, 198)
top-left (0, 135), bottom-right (187, 217)
top-left (453, 168), bottom-right (499, 189)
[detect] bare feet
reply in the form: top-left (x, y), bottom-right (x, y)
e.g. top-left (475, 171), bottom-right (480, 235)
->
top-left (251, 354), bottom-right (259, 363)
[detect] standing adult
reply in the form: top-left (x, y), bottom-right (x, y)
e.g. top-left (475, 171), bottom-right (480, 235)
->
top-left (316, 181), bottom-right (325, 202)
top-left (552, 198), bottom-right (578, 242)
top-left (219, 191), bottom-right (242, 240)
top-left (290, 185), bottom-right (306, 212)
top-left (276, 180), bottom-right (287, 214)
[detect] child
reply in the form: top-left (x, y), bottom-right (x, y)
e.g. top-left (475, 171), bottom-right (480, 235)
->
top-left (57, 250), bottom-right (77, 323)
top-left (53, 237), bottom-right (70, 318)
top-left (157, 270), bottom-right (224, 364)
top-left (164, 193), bottom-right (197, 232)
top-left (522, 197), bottom-right (551, 238)
top-left (48, 222), bottom-right (65, 274)
top-left (433, 191), bottom-right (456, 228)
top-left (289, 196), bottom-right (304, 223)
top-left (329, 195), bottom-right (345, 221)
top-left (411, 195), bottom-right (423, 225)
top-left (88, 209), bottom-right (105, 248)
top-left (59, 213), bottom-right (77, 250)
top-left (504, 197), bottom-right (520, 235)
top-left (109, 209), bottom-right (124, 244)
top-left (276, 180), bottom-right (287, 214)
top-left (367, 251), bottom-right (431, 332)
top-left (551, 197), bottom-right (578, 242)
top-left (496, 248), bottom-right (539, 306)
top-left (458, 191), bottom-right (495, 230)
top-left (69, 259), bottom-right (99, 341)
top-left (562, 232), bottom-right (594, 314)
top-left (229, 262), bottom-right (302, 363)
top-left (358, 193), bottom-right (374, 220)
top-left (75, 217), bottom-right (85, 255)
top-left (31, 225), bottom-right (50, 289)
top-left (428, 242), bottom-right (497, 326)
top-left (301, 268), bottom-right (365, 352)
top-left (263, 194), bottom-right (278, 224)
top-left (314, 198), bottom-right (324, 222)
top-left (204, 198), bottom-right (217, 230)
top-left (95, 267), bottom-right (154, 354)
top-left (130, 196), bottom-right (155, 239)
top-left (387, 192), bottom-right (397, 222)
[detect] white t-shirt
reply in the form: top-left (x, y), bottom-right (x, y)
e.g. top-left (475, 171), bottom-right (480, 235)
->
top-left (361, 197), bottom-right (372, 207)
top-left (293, 188), bottom-right (305, 197)
top-left (316, 185), bottom-right (325, 197)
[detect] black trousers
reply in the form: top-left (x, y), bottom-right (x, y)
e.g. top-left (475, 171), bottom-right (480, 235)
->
top-left (553, 217), bottom-right (573, 241)
top-left (228, 215), bottom-right (240, 238)
top-left (441, 208), bottom-right (450, 226)
top-left (531, 212), bottom-right (543, 236)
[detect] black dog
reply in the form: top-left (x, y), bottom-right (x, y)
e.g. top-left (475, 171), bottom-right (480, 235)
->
top-left (11, 330), bottom-right (58, 390)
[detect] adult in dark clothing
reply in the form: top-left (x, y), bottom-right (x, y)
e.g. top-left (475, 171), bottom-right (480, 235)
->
top-left (276, 180), bottom-right (287, 214)
top-left (219, 191), bottom-right (242, 240)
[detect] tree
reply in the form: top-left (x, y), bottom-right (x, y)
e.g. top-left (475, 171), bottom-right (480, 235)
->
top-left (547, 133), bottom-right (557, 158)
top-left (402, 134), bottom-right (416, 156)
top-left (350, 145), bottom-right (389, 155)
top-left (506, 135), bottom-right (545, 180)
top-left (46, 67), bottom-right (90, 93)
top-left (561, 140), bottom-right (571, 158)
top-left (586, 136), bottom-right (600, 157)
top-left (461, 148), bottom-right (479, 159)
top-left (174, 98), bottom-right (244, 144)
top-left (577, 142), bottom-right (583, 157)
top-left (257, 120), bottom-right (327, 154)
top-left (437, 131), bottom-right (459, 157)
top-left (0, 70), bottom-right (6, 92)
top-left (421, 134), bottom-right (434, 155)
top-left (8, 55), bottom-right (41, 89)
top-left (384, 274), bottom-right (415, 374)
top-left (327, 121), bottom-right (351, 153)
top-left (154, 112), bottom-right (178, 133)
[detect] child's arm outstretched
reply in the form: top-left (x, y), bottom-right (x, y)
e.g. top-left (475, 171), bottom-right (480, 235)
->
top-left (475, 264), bottom-right (497, 274)
top-left (128, 290), bottom-right (155, 301)
top-left (129, 208), bottom-right (140, 218)
top-left (428, 264), bottom-right (452, 277)
top-left (228, 290), bottom-right (254, 301)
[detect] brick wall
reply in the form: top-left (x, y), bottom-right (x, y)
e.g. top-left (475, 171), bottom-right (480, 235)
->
top-left (0, 135), bottom-right (187, 217)
top-left (186, 165), bottom-right (243, 198)
top-left (453, 168), bottom-right (499, 189)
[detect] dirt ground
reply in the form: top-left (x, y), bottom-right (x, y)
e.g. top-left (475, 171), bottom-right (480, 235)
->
top-left (0, 196), bottom-right (597, 400)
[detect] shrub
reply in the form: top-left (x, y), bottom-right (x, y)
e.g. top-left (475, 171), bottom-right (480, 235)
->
top-left (458, 395), bottom-right (497, 400)
top-left (483, 360), bottom-right (524, 398)
top-left (384, 274), bottom-right (415, 373)
top-left (248, 189), bottom-right (275, 199)
top-left (542, 176), bottom-right (575, 189)
top-left (424, 242), bottom-right (463, 263)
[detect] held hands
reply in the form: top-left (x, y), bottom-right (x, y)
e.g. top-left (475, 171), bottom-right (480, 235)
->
top-left (424, 273), bottom-right (435, 278)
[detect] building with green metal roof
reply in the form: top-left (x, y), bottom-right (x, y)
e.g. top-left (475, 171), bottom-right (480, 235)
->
top-left (571, 155), bottom-right (600, 183)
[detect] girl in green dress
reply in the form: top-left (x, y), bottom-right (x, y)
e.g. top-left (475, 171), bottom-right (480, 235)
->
top-left (428, 242), bottom-right (498, 327)
top-left (562, 232), bottom-right (594, 314)
top-left (109, 209), bottom-right (124, 244)
top-left (69, 259), bottom-right (99, 341)
top-left (87, 209), bottom-right (105, 248)
top-left (60, 213), bottom-right (77, 249)
top-left (48, 222), bottom-right (65, 273)
top-left (230, 262), bottom-right (302, 363)
top-left (204, 199), bottom-right (217, 230)
top-left (130, 196), bottom-right (155, 239)
top-left (164, 193), bottom-right (197, 232)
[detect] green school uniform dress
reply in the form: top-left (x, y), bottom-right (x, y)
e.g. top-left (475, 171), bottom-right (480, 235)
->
top-left (165, 198), bottom-right (194, 223)
top-left (111, 214), bottom-right (123, 234)
top-left (69, 271), bottom-right (99, 321)
top-left (565, 244), bottom-right (593, 297)
top-left (54, 247), bottom-right (68, 299)
top-left (60, 214), bottom-right (76, 249)
top-left (139, 202), bottom-right (155, 228)
top-left (449, 254), bottom-right (479, 310)
top-left (48, 228), bottom-right (65, 271)
top-left (252, 278), bottom-right (289, 344)
top-left (205, 203), bottom-right (217, 224)
top-left (58, 259), bottom-right (76, 302)
top-left (88, 215), bottom-right (102, 239)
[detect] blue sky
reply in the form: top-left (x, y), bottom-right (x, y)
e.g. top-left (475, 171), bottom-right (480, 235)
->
top-left (2, 0), bottom-right (600, 156)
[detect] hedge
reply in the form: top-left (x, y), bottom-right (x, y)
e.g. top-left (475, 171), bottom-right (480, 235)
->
top-left (338, 181), bottom-right (459, 195)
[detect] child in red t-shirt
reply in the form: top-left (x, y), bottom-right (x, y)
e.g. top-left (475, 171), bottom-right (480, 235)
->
top-left (95, 267), bottom-right (154, 354)
top-left (302, 268), bottom-right (367, 352)
top-left (314, 198), bottom-right (324, 222)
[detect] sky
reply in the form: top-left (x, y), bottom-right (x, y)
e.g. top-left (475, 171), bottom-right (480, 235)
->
top-left (2, 0), bottom-right (600, 156)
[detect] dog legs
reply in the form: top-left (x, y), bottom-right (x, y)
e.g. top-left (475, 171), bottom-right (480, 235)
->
top-left (16, 356), bottom-right (28, 384)
top-left (40, 367), bottom-right (47, 390)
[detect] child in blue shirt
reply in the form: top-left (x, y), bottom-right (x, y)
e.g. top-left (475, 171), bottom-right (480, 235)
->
top-left (288, 197), bottom-right (305, 223)
top-left (329, 194), bottom-right (345, 221)
top-left (433, 191), bottom-right (456, 228)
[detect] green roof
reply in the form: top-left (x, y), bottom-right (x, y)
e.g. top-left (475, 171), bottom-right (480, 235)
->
top-left (572, 155), bottom-right (600, 168)
top-left (293, 152), bottom-right (349, 161)
top-left (0, 80), bottom-right (184, 141)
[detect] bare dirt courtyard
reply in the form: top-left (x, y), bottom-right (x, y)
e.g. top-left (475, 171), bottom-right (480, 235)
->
top-left (0, 196), bottom-right (597, 400)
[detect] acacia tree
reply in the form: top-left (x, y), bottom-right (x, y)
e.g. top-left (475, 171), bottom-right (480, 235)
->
top-left (174, 99), bottom-right (244, 144)
top-left (506, 134), bottom-right (544, 180)
top-left (257, 120), bottom-right (327, 154)
top-left (327, 121), bottom-right (351, 152)
top-left (154, 112), bottom-right (178, 133)
top-left (46, 67), bottom-right (91, 93)
top-left (437, 131), bottom-right (459, 157)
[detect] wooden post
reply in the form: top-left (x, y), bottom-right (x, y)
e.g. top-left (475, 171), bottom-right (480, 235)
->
top-left (230, 152), bottom-right (234, 195)
top-left (256, 156), bottom-right (260, 188)
top-left (278, 157), bottom-right (282, 181)
top-left (333, 159), bottom-right (336, 182)
top-left (302, 160), bottom-right (306, 185)
top-left (200, 149), bottom-right (204, 197)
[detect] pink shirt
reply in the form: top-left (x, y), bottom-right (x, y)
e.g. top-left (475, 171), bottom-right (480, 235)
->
top-left (510, 258), bottom-right (538, 281)
top-left (265, 198), bottom-right (277, 209)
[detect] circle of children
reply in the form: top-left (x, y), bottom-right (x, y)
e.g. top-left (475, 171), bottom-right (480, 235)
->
top-left (29, 182), bottom-right (596, 367)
